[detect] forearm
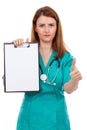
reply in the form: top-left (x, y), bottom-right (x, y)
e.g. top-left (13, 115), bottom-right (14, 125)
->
top-left (64, 80), bottom-right (79, 94)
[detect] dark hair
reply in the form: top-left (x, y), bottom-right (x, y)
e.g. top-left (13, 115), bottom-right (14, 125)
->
top-left (30, 6), bottom-right (67, 58)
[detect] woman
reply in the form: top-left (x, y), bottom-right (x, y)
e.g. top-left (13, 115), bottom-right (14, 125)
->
top-left (13, 6), bottom-right (82, 130)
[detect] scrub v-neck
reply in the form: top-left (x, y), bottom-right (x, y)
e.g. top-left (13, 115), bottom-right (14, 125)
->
top-left (39, 51), bottom-right (56, 72)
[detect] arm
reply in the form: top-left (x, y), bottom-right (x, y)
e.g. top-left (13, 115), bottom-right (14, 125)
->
top-left (64, 58), bottom-right (82, 94)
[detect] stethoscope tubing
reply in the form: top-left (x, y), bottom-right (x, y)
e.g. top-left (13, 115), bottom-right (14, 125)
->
top-left (39, 58), bottom-right (60, 74)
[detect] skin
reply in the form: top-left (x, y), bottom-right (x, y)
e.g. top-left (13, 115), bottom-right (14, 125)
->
top-left (13, 16), bottom-right (82, 94)
top-left (35, 16), bottom-right (57, 66)
top-left (35, 16), bottom-right (57, 45)
top-left (64, 58), bottom-right (82, 93)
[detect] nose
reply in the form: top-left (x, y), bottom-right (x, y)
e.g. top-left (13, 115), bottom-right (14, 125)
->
top-left (44, 25), bottom-right (50, 32)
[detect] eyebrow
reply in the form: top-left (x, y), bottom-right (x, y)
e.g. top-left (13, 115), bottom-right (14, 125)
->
top-left (37, 22), bottom-right (56, 25)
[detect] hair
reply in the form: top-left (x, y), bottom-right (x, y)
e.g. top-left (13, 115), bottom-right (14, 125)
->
top-left (30, 6), bottom-right (68, 58)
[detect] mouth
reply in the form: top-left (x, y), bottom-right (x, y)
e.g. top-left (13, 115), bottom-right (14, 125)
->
top-left (44, 35), bottom-right (50, 37)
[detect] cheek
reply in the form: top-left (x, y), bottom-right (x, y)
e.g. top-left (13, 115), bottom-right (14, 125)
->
top-left (52, 27), bottom-right (57, 34)
top-left (52, 30), bottom-right (57, 38)
top-left (35, 28), bottom-right (41, 35)
top-left (37, 31), bottom-right (44, 38)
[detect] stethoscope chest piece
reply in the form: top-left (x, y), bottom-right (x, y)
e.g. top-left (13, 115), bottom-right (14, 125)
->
top-left (40, 74), bottom-right (47, 81)
top-left (40, 58), bottom-right (60, 85)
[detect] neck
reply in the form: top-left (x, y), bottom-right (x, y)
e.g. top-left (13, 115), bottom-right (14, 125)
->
top-left (39, 42), bottom-right (53, 66)
top-left (40, 42), bottom-right (52, 52)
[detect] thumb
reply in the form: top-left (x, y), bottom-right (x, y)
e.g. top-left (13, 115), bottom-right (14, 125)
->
top-left (72, 58), bottom-right (76, 71)
top-left (26, 38), bottom-right (29, 42)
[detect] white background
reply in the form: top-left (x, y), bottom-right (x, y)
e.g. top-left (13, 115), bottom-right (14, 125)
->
top-left (0, 0), bottom-right (87, 130)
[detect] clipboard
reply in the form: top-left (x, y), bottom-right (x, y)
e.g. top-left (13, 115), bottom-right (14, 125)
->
top-left (4, 42), bottom-right (39, 92)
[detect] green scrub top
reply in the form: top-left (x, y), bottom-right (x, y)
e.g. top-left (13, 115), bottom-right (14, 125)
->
top-left (16, 51), bottom-right (73, 130)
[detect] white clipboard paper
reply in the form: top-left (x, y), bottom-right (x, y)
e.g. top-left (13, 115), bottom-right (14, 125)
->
top-left (4, 42), bottom-right (39, 92)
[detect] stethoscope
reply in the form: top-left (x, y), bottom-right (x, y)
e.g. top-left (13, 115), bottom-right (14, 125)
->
top-left (39, 58), bottom-right (60, 86)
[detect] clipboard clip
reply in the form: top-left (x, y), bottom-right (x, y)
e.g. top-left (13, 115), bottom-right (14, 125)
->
top-left (14, 42), bottom-right (30, 48)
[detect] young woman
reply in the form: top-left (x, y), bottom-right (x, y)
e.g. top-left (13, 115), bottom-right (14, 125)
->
top-left (13, 6), bottom-right (82, 130)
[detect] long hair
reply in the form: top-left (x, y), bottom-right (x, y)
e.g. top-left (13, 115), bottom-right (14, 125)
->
top-left (30, 6), bottom-right (68, 58)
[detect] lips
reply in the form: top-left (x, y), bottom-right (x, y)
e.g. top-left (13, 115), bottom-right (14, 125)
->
top-left (44, 35), bottom-right (50, 37)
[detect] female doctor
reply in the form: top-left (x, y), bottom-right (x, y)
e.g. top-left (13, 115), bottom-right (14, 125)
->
top-left (13, 6), bottom-right (82, 130)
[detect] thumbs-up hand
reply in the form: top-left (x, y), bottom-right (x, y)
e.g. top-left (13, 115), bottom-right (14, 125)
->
top-left (64, 58), bottom-right (82, 93)
top-left (70, 58), bottom-right (82, 82)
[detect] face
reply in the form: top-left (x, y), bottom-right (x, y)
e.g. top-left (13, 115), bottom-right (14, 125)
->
top-left (35, 16), bottom-right (57, 43)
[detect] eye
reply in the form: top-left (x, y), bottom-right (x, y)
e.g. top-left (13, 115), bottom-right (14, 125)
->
top-left (39, 24), bottom-right (45, 27)
top-left (49, 24), bottom-right (55, 27)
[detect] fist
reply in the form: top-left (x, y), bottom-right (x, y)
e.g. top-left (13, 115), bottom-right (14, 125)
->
top-left (70, 58), bottom-right (82, 82)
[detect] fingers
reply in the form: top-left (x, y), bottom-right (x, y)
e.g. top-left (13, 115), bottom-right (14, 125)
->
top-left (70, 68), bottom-right (82, 81)
top-left (26, 38), bottom-right (29, 42)
top-left (13, 38), bottom-right (24, 47)
top-left (12, 38), bottom-right (29, 47)
top-left (71, 58), bottom-right (82, 82)
top-left (72, 58), bottom-right (76, 71)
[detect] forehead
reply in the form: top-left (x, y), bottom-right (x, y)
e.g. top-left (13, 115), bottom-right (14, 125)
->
top-left (36, 15), bottom-right (56, 24)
